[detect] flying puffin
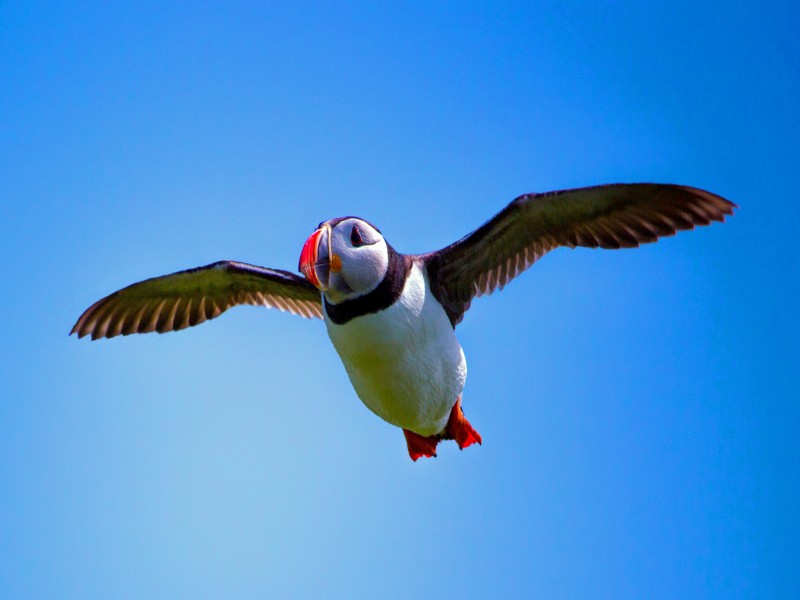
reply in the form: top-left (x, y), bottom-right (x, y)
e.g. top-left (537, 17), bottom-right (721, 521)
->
top-left (71, 183), bottom-right (735, 461)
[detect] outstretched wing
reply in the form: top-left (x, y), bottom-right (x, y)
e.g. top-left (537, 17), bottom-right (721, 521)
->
top-left (71, 260), bottom-right (323, 340)
top-left (419, 183), bottom-right (735, 326)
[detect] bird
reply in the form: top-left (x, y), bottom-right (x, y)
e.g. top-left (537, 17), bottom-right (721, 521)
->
top-left (71, 183), bottom-right (735, 460)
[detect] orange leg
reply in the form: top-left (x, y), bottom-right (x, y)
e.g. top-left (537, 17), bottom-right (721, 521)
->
top-left (403, 397), bottom-right (482, 461)
top-left (445, 397), bottom-right (482, 449)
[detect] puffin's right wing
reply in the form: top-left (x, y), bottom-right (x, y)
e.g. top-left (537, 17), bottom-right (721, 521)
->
top-left (71, 261), bottom-right (323, 340)
top-left (419, 183), bottom-right (735, 325)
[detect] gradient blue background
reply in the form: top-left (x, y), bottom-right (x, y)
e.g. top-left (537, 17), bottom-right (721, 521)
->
top-left (2, 2), bottom-right (798, 598)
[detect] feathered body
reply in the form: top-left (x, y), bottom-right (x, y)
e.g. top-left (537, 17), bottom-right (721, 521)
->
top-left (325, 261), bottom-right (466, 436)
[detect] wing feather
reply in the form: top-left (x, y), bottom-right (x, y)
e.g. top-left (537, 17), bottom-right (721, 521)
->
top-left (72, 260), bottom-right (323, 340)
top-left (420, 183), bottom-right (735, 325)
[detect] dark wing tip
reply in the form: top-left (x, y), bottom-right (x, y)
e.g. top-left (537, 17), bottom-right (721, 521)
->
top-left (70, 296), bottom-right (110, 340)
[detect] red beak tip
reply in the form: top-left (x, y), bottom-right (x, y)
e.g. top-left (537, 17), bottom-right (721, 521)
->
top-left (299, 229), bottom-right (323, 288)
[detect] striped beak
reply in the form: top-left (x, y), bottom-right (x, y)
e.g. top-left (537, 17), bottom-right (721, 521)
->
top-left (299, 225), bottom-right (331, 290)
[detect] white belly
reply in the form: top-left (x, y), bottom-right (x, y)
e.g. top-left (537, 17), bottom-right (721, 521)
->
top-left (324, 263), bottom-right (467, 436)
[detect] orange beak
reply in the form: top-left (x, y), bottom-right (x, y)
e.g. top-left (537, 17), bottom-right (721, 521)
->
top-left (298, 227), bottom-right (327, 289)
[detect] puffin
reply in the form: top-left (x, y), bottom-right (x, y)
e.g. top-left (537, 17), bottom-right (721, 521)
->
top-left (71, 183), bottom-right (735, 461)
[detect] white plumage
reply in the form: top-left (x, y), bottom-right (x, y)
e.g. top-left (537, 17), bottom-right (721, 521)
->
top-left (324, 262), bottom-right (466, 436)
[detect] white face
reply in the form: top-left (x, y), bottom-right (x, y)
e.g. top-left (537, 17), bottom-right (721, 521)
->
top-left (299, 217), bottom-right (389, 303)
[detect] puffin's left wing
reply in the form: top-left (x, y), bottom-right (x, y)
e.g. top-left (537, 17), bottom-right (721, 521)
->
top-left (418, 183), bottom-right (735, 325)
top-left (71, 260), bottom-right (323, 340)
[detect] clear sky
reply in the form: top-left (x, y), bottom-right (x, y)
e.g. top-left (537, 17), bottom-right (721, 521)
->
top-left (1, 1), bottom-right (798, 598)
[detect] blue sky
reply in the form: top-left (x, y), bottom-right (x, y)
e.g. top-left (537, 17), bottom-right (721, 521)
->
top-left (1, 1), bottom-right (798, 598)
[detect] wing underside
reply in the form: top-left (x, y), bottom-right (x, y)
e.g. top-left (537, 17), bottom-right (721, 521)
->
top-left (71, 260), bottom-right (323, 340)
top-left (420, 183), bottom-right (735, 325)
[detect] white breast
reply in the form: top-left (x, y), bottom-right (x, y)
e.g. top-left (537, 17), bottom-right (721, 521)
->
top-left (324, 262), bottom-right (467, 436)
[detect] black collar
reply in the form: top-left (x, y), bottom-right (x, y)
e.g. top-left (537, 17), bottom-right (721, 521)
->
top-left (324, 245), bottom-right (411, 325)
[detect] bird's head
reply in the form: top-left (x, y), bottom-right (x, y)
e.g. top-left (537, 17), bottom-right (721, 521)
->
top-left (298, 217), bottom-right (388, 303)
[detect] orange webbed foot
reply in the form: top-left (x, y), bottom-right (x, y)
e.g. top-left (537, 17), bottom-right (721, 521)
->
top-left (403, 429), bottom-right (439, 461)
top-left (446, 397), bottom-right (482, 450)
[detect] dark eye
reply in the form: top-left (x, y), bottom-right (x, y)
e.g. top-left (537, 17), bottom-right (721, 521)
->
top-left (351, 224), bottom-right (364, 247)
